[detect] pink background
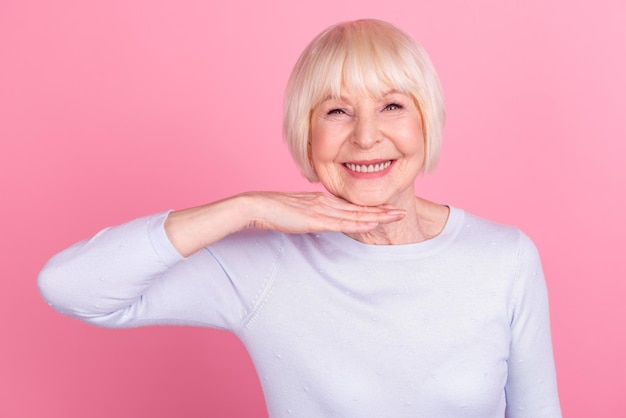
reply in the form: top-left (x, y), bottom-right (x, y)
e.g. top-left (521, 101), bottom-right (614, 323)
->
top-left (1, 0), bottom-right (625, 416)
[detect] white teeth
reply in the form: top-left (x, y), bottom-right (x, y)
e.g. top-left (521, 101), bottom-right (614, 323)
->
top-left (345, 160), bottom-right (392, 173)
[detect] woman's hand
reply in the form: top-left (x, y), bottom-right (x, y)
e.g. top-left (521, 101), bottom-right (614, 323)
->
top-left (165, 191), bottom-right (405, 257)
top-left (245, 191), bottom-right (406, 234)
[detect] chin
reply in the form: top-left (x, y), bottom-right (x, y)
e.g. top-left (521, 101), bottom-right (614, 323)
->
top-left (341, 184), bottom-right (415, 207)
top-left (343, 192), bottom-right (393, 207)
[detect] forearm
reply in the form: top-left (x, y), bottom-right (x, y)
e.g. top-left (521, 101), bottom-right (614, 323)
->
top-left (164, 194), bottom-right (254, 258)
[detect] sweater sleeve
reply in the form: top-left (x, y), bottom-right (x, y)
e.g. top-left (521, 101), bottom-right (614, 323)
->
top-left (504, 232), bottom-right (562, 417)
top-left (37, 212), bottom-right (271, 330)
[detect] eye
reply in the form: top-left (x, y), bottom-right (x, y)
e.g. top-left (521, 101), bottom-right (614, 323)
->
top-left (384, 103), bottom-right (403, 111)
top-left (327, 108), bottom-right (346, 115)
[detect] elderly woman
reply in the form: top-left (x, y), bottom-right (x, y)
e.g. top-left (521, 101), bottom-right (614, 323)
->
top-left (38, 19), bottom-right (561, 417)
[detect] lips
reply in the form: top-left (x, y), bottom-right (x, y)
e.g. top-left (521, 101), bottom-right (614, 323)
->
top-left (343, 160), bottom-right (393, 173)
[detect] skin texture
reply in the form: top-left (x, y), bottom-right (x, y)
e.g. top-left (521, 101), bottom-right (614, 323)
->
top-left (310, 89), bottom-right (449, 245)
top-left (165, 89), bottom-right (448, 256)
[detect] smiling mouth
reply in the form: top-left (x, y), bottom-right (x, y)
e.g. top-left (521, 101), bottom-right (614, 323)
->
top-left (343, 160), bottom-right (393, 173)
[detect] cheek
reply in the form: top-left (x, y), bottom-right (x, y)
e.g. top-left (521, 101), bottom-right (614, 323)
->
top-left (397, 122), bottom-right (425, 160)
top-left (409, 137), bottom-right (425, 159)
top-left (310, 136), bottom-right (344, 189)
top-left (310, 126), bottom-right (339, 164)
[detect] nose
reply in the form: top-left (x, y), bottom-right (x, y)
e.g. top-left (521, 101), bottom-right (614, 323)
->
top-left (351, 114), bottom-right (381, 149)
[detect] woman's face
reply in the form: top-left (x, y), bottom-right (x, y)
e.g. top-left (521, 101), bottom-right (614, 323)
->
top-left (310, 89), bottom-right (425, 207)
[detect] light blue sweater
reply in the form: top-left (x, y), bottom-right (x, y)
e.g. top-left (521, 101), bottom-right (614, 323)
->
top-left (38, 206), bottom-right (561, 417)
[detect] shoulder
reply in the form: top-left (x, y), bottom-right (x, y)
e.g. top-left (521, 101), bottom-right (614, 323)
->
top-left (449, 207), bottom-right (542, 273)
top-left (454, 208), bottom-right (532, 251)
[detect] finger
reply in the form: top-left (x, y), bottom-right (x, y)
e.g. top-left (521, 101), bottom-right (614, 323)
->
top-left (343, 208), bottom-right (406, 222)
top-left (319, 210), bottom-right (406, 232)
top-left (255, 192), bottom-right (405, 233)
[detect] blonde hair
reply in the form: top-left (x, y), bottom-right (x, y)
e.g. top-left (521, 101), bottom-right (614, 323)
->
top-left (283, 19), bottom-right (446, 182)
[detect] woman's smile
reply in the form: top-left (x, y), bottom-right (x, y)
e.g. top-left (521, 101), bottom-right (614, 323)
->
top-left (310, 90), bottom-right (425, 206)
top-left (343, 159), bottom-right (395, 176)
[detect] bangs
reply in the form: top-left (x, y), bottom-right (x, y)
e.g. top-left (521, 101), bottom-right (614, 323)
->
top-left (309, 22), bottom-right (422, 105)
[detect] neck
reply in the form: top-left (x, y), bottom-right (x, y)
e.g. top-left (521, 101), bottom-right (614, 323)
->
top-left (346, 196), bottom-right (450, 245)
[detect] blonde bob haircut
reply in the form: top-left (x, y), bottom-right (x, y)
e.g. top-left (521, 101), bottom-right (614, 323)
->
top-left (283, 19), bottom-right (446, 182)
